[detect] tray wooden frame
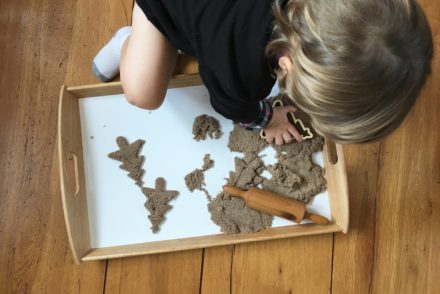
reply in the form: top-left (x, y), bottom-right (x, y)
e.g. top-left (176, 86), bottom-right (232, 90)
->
top-left (58, 73), bottom-right (349, 265)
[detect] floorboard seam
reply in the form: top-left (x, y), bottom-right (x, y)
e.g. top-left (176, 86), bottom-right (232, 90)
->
top-left (120, 0), bottom-right (129, 24)
top-left (199, 249), bottom-right (205, 294)
top-left (230, 245), bottom-right (235, 294)
top-left (329, 233), bottom-right (335, 294)
top-left (102, 260), bottom-right (109, 294)
top-left (368, 144), bottom-right (382, 294)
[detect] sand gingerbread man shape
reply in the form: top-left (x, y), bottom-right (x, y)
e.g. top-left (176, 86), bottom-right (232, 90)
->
top-left (142, 177), bottom-right (179, 233)
top-left (108, 136), bottom-right (145, 186)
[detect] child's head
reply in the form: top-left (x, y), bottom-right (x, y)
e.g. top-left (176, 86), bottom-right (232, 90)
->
top-left (266, 0), bottom-right (433, 143)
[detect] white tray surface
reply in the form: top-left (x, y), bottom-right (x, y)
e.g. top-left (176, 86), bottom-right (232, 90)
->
top-left (78, 85), bottom-right (330, 248)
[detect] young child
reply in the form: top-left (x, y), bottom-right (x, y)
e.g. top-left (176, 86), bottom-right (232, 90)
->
top-left (93, 0), bottom-right (433, 145)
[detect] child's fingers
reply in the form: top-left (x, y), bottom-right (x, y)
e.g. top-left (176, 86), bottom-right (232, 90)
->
top-left (275, 135), bottom-right (284, 145)
top-left (265, 133), bottom-right (274, 144)
top-left (283, 105), bottom-right (297, 113)
top-left (282, 132), bottom-right (293, 143)
top-left (288, 126), bottom-right (302, 142)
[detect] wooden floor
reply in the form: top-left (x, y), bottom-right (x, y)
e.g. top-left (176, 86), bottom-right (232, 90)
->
top-left (0, 0), bottom-right (438, 293)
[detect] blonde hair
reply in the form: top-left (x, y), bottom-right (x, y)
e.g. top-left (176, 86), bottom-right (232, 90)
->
top-left (266, 0), bottom-right (433, 143)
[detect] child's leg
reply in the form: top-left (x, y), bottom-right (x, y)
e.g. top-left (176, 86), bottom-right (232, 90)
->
top-left (120, 3), bottom-right (177, 109)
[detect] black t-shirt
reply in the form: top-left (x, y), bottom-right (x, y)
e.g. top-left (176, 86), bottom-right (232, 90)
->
top-left (136, 0), bottom-right (277, 124)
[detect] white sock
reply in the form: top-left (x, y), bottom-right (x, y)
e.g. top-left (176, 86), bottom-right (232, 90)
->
top-left (92, 26), bottom-right (132, 82)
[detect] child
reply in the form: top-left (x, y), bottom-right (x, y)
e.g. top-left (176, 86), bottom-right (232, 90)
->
top-left (93, 0), bottom-right (433, 145)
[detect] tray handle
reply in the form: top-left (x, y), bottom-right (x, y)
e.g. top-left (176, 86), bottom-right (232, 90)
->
top-left (65, 152), bottom-right (81, 196)
top-left (324, 140), bottom-right (350, 233)
top-left (58, 85), bottom-right (91, 264)
top-left (324, 140), bottom-right (338, 165)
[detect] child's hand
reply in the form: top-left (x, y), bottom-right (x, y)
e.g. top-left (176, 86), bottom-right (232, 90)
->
top-left (263, 105), bottom-right (302, 145)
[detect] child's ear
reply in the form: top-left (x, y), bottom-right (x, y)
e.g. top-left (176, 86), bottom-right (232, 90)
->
top-left (278, 56), bottom-right (293, 74)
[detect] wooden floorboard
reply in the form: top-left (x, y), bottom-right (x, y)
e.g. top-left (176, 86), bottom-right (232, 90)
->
top-left (369, 7), bottom-right (440, 289)
top-left (200, 246), bottom-right (234, 294)
top-left (0, 0), bottom-right (439, 293)
top-left (332, 0), bottom-right (440, 293)
top-left (232, 236), bottom-right (333, 293)
top-left (104, 250), bottom-right (203, 294)
top-left (0, 0), bottom-right (98, 292)
top-left (0, 0), bottom-right (130, 293)
top-left (331, 143), bottom-right (381, 293)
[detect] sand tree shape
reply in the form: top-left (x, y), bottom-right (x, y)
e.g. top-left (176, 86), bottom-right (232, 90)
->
top-left (142, 177), bottom-right (179, 233)
top-left (108, 136), bottom-right (145, 187)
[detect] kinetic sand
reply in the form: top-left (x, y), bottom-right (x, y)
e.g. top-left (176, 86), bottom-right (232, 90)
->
top-left (108, 94), bottom-right (326, 235)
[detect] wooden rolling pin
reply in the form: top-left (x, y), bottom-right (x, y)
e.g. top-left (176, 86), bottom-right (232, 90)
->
top-left (223, 185), bottom-right (329, 225)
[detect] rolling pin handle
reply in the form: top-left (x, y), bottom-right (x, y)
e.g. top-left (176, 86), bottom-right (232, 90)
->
top-left (223, 185), bottom-right (246, 198)
top-left (304, 212), bottom-right (330, 225)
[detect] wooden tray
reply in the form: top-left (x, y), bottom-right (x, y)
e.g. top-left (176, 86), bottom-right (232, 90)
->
top-left (58, 73), bottom-right (349, 265)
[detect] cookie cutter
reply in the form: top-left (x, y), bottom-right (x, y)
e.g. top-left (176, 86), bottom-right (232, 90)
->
top-left (260, 99), bottom-right (314, 141)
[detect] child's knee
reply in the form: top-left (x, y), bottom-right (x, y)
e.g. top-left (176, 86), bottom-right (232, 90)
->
top-left (122, 78), bottom-right (166, 110)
